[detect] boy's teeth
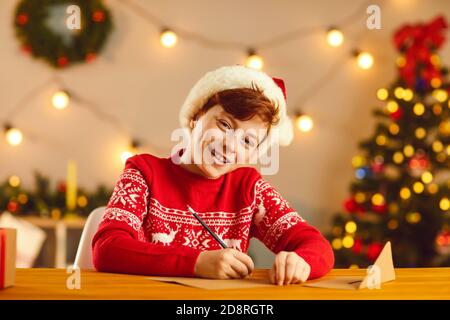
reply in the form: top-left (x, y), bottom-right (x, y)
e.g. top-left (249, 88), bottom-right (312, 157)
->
top-left (211, 149), bottom-right (227, 164)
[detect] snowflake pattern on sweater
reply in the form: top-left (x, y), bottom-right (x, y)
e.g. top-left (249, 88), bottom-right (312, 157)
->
top-left (101, 169), bottom-right (304, 253)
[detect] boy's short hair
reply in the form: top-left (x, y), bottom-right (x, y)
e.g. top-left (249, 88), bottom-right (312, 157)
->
top-left (195, 84), bottom-right (280, 128)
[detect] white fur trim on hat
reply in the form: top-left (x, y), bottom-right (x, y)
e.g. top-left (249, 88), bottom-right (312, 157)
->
top-left (179, 65), bottom-right (293, 146)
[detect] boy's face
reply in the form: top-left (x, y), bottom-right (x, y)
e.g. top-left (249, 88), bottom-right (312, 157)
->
top-left (188, 104), bottom-right (269, 179)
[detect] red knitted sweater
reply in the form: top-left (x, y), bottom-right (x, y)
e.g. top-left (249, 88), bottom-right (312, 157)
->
top-left (92, 152), bottom-right (334, 279)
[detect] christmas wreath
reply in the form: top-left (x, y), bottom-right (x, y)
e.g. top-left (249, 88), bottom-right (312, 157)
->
top-left (14, 0), bottom-right (113, 68)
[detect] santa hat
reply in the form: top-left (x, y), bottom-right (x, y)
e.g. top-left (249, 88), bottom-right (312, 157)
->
top-left (179, 65), bottom-right (294, 146)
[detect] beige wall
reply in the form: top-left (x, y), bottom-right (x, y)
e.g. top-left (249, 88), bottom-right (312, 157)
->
top-left (1, 0), bottom-right (449, 266)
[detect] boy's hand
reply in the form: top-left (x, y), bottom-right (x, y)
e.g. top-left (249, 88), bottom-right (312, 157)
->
top-left (269, 251), bottom-right (311, 286)
top-left (194, 248), bottom-right (254, 279)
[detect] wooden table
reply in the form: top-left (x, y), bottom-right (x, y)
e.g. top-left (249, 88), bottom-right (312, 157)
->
top-left (1, 268), bottom-right (449, 300)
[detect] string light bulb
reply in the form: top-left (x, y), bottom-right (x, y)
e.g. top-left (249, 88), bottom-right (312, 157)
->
top-left (51, 90), bottom-right (70, 110)
top-left (4, 124), bottom-right (23, 146)
top-left (121, 139), bottom-right (140, 164)
top-left (413, 102), bottom-right (425, 116)
top-left (345, 221), bottom-right (357, 233)
top-left (160, 29), bottom-right (177, 48)
top-left (376, 88), bottom-right (388, 101)
top-left (440, 197), bottom-right (450, 211)
top-left (354, 50), bottom-right (374, 69)
top-left (433, 89), bottom-right (448, 102)
top-left (326, 27), bottom-right (344, 47)
top-left (8, 175), bottom-right (21, 187)
top-left (245, 49), bottom-right (264, 70)
top-left (295, 112), bottom-right (314, 132)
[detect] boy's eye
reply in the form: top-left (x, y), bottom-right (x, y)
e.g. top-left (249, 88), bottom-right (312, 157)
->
top-left (217, 119), bottom-right (232, 131)
top-left (243, 136), bottom-right (256, 148)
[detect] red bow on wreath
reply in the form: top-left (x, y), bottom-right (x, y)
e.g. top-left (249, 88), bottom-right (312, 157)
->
top-left (393, 16), bottom-right (448, 90)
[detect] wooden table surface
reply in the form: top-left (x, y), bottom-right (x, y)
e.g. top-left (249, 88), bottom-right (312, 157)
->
top-left (1, 268), bottom-right (449, 300)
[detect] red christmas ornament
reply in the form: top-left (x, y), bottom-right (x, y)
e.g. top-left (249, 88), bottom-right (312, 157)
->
top-left (92, 10), bottom-right (105, 23)
top-left (367, 242), bottom-right (383, 261)
top-left (17, 13), bottom-right (29, 26)
top-left (57, 56), bottom-right (69, 67)
top-left (7, 201), bottom-right (19, 213)
top-left (408, 153), bottom-right (429, 170)
top-left (352, 239), bottom-right (363, 254)
top-left (85, 52), bottom-right (97, 62)
top-left (372, 203), bottom-right (387, 214)
top-left (343, 197), bottom-right (364, 214)
top-left (57, 182), bottom-right (67, 193)
top-left (22, 44), bottom-right (32, 54)
top-left (389, 108), bottom-right (403, 121)
top-left (371, 162), bottom-right (384, 174)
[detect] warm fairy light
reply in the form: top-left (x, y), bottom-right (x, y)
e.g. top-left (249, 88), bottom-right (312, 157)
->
top-left (439, 120), bottom-right (450, 136)
top-left (245, 49), bottom-right (264, 70)
top-left (18, 193), bottom-right (28, 204)
top-left (8, 175), bottom-right (21, 187)
top-left (427, 183), bottom-right (438, 194)
top-left (436, 152), bottom-right (446, 163)
top-left (413, 181), bottom-right (424, 194)
top-left (121, 150), bottom-right (134, 164)
top-left (375, 134), bottom-right (387, 146)
top-left (389, 123), bottom-right (400, 135)
top-left (432, 141), bottom-right (444, 153)
top-left (421, 171), bottom-right (433, 184)
top-left (413, 102), bottom-right (425, 116)
top-left (377, 88), bottom-right (389, 100)
top-left (351, 155), bottom-right (366, 168)
top-left (431, 78), bottom-right (442, 88)
top-left (393, 151), bottom-right (404, 164)
top-left (403, 145), bottom-right (414, 157)
top-left (52, 90), bottom-right (70, 110)
top-left (295, 114), bottom-right (314, 132)
top-left (345, 221), bottom-right (357, 233)
top-left (387, 219), bottom-right (398, 230)
top-left (433, 89), bottom-right (448, 102)
top-left (406, 212), bottom-right (421, 224)
top-left (356, 51), bottom-right (374, 69)
top-left (400, 187), bottom-right (411, 200)
top-left (332, 238), bottom-right (342, 250)
top-left (77, 195), bottom-right (88, 208)
top-left (396, 56), bottom-right (406, 67)
top-left (326, 28), bottom-right (344, 47)
top-left (415, 127), bottom-right (426, 139)
top-left (440, 197), bottom-right (450, 211)
top-left (432, 104), bottom-right (442, 115)
top-left (160, 29), bottom-right (177, 48)
top-left (354, 192), bottom-right (366, 203)
top-left (389, 202), bottom-right (399, 214)
top-left (5, 127), bottom-right (23, 146)
top-left (447, 145), bottom-right (450, 156)
top-left (371, 193), bottom-right (385, 206)
top-left (342, 235), bottom-right (354, 248)
top-left (403, 89), bottom-right (413, 101)
top-left (386, 100), bottom-right (399, 113)
top-left (394, 87), bottom-right (404, 99)
top-left (388, 219), bottom-right (399, 229)
top-left (430, 54), bottom-right (440, 66)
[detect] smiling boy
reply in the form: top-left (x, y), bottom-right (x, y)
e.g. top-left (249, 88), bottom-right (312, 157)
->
top-left (92, 65), bottom-right (334, 285)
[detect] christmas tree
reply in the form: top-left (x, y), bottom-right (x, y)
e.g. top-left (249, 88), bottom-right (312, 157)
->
top-left (328, 16), bottom-right (450, 268)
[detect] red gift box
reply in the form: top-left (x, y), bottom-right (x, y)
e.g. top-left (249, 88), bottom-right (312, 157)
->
top-left (0, 228), bottom-right (16, 289)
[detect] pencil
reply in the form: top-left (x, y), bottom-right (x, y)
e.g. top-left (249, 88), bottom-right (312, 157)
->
top-left (187, 205), bottom-right (228, 249)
